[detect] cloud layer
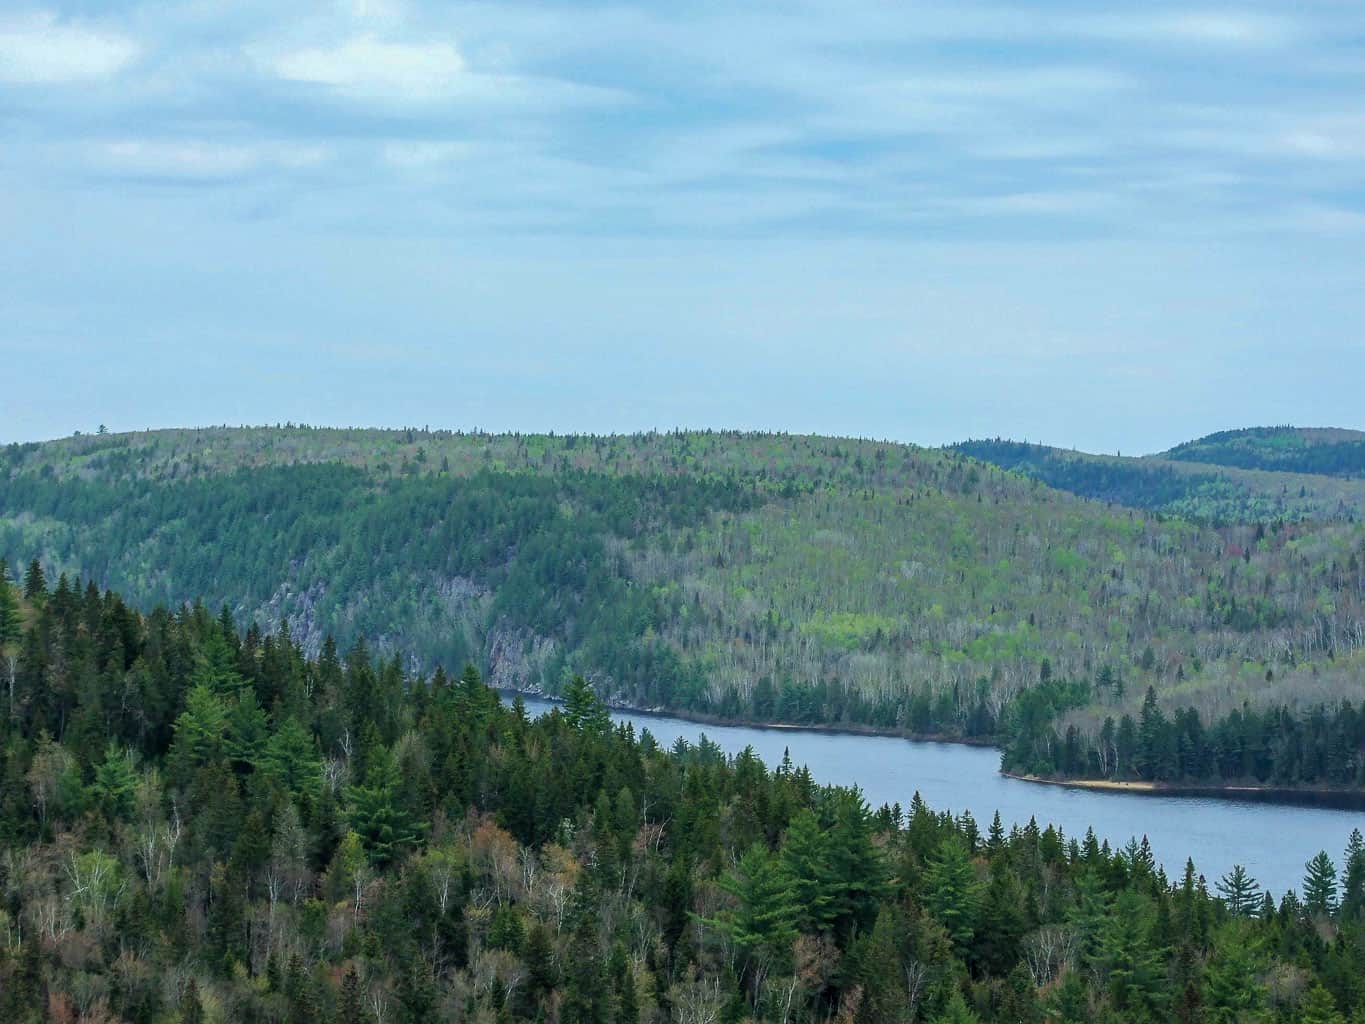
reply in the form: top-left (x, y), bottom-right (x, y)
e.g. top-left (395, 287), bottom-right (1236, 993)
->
top-left (1, 1), bottom-right (1362, 447)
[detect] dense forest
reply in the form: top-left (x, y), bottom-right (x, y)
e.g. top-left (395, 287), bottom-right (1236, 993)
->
top-left (1163, 428), bottom-right (1365, 480)
top-left (4, 563), bottom-right (1365, 1024)
top-left (3, 428), bottom-right (1364, 786)
top-left (951, 439), bottom-right (1364, 523)
top-left (1003, 684), bottom-right (1365, 790)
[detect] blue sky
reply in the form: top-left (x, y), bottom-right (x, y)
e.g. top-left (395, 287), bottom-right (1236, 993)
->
top-left (2, 1), bottom-right (1362, 452)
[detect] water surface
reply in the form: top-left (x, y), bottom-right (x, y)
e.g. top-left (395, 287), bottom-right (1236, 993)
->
top-left (515, 695), bottom-right (1363, 898)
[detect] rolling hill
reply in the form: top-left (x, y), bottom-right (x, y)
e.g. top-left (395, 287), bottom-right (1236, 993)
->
top-left (952, 428), bottom-right (1365, 523)
top-left (3, 425), bottom-right (1362, 747)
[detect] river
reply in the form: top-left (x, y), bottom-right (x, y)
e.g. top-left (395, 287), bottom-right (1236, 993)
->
top-left (513, 695), bottom-right (1363, 899)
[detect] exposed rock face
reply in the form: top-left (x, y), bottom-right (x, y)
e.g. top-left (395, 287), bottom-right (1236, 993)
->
top-left (257, 578), bottom-right (329, 659)
top-left (484, 627), bottom-right (557, 693)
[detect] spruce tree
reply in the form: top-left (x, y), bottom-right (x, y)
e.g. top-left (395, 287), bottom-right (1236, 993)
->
top-left (22, 559), bottom-right (45, 602)
top-left (564, 675), bottom-right (610, 733)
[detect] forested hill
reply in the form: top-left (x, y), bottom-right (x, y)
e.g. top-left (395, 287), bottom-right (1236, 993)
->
top-left (2, 427), bottom-right (1364, 748)
top-left (952, 433), bottom-right (1365, 523)
top-left (4, 570), bottom-right (1365, 1023)
top-left (1161, 427), bottom-right (1365, 478)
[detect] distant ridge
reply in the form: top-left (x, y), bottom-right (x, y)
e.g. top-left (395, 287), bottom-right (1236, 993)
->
top-left (1159, 425), bottom-right (1365, 478)
top-left (952, 426), bottom-right (1365, 522)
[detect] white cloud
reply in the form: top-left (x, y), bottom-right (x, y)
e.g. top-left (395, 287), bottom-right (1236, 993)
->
top-left (268, 35), bottom-right (468, 100)
top-left (0, 11), bottom-right (138, 83)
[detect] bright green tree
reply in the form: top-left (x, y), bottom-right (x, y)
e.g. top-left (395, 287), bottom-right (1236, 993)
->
top-left (347, 746), bottom-right (425, 865)
top-left (703, 843), bottom-right (798, 987)
top-left (90, 742), bottom-right (139, 820)
top-left (564, 674), bottom-right (610, 733)
top-left (922, 835), bottom-right (981, 951)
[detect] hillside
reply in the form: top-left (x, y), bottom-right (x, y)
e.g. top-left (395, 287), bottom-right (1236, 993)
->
top-left (3, 426), bottom-right (1363, 747)
top-left (1162, 426), bottom-right (1365, 478)
top-left (951, 437), bottom-right (1365, 523)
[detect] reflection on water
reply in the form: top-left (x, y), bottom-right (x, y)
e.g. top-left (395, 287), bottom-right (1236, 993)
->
top-left (512, 695), bottom-right (1364, 898)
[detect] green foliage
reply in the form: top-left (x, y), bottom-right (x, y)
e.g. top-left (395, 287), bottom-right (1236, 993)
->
top-left (6, 426), bottom-right (1364, 758)
top-left (1304, 851), bottom-right (1340, 917)
top-left (0, 549), bottom-right (1361, 1024)
top-left (346, 745), bottom-right (425, 864)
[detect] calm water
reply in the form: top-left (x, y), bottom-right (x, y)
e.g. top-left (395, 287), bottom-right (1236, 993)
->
top-left (514, 696), bottom-right (1363, 898)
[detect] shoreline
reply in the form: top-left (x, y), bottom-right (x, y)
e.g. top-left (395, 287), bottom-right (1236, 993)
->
top-left (1000, 771), bottom-right (1365, 812)
top-left (501, 688), bottom-right (997, 746)
top-left (504, 689), bottom-right (1365, 811)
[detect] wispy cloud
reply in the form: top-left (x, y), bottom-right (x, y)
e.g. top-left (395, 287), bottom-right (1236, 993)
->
top-left (266, 35), bottom-right (469, 101)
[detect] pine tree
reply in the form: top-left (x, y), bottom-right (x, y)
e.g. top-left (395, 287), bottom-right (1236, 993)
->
top-left (780, 810), bottom-right (836, 933)
top-left (1216, 864), bottom-right (1261, 918)
top-left (1303, 851), bottom-right (1339, 917)
top-left (397, 957), bottom-right (437, 1024)
top-left (1202, 923), bottom-right (1268, 1024)
top-left (708, 844), bottom-right (797, 958)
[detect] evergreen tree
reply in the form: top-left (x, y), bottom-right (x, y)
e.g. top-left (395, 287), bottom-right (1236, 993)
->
top-left (703, 843), bottom-right (798, 988)
top-left (563, 674), bottom-right (610, 733)
top-left (179, 979), bottom-right (205, 1024)
top-left (1298, 985), bottom-right (1347, 1024)
top-left (90, 742), bottom-right (139, 820)
top-left (1341, 829), bottom-right (1365, 920)
top-left (0, 568), bottom-right (20, 648)
top-left (922, 835), bottom-right (981, 951)
top-left (1303, 851), bottom-right (1339, 917)
top-left (931, 989), bottom-right (980, 1024)
top-left (1215, 864), bottom-right (1260, 917)
top-left (347, 745), bottom-right (425, 865)
top-left (22, 559), bottom-right (46, 602)
top-left (1203, 923), bottom-right (1268, 1024)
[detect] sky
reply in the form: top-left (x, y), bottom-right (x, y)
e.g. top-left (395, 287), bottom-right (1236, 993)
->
top-left (2, 1), bottom-right (1363, 453)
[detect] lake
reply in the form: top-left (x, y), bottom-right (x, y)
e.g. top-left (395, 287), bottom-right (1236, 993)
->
top-left (514, 695), bottom-right (1363, 899)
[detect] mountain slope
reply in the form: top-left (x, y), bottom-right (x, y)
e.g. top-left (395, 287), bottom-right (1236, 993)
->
top-left (952, 435), bottom-right (1365, 522)
top-left (1162, 426), bottom-right (1365, 477)
top-left (2, 426), bottom-right (1363, 736)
